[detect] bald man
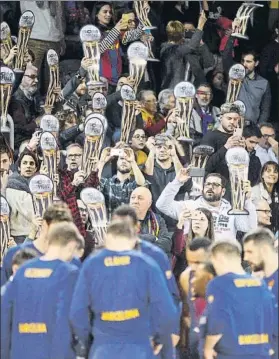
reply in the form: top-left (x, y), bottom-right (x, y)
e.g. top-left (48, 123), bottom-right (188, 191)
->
top-left (130, 187), bottom-right (172, 256)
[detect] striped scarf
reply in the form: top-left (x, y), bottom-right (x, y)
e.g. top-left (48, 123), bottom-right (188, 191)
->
top-left (146, 210), bottom-right (160, 237)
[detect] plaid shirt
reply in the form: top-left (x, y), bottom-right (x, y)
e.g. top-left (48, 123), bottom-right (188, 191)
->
top-left (99, 175), bottom-right (138, 219)
top-left (58, 169), bottom-right (99, 237)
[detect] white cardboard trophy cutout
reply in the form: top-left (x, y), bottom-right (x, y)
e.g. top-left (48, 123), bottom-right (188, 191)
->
top-left (120, 84), bottom-right (137, 143)
top-left (15, 11), bottom-right (35, 70)
top-left (0, 66), bottom-right (15, 128)
top-left (80, 187), bottom-right (107, 247)
top-left (226, 64), bottom-right (246, 103)
top-left (29, 174), bottom-right (54, 217)
top-left (127, 42), bottom-right (149, 92)
top-left (40, 114), bottom-right (59, 134)
top-left (174, 81), bottom-right (196, 142)
top-left (44, 49), bottom-right (60, 113)
top-left (226, 147), bottom-right (250, 215)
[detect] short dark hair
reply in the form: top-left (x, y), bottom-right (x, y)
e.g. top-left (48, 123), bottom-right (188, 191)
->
top-left (203, 261), bottom-right (217, 277)
top-left (210, 239), bottom-right (242, 258)
top-left (113, 205), bottom-right (138, 226)
top-left (204, 173), bottom-right (227, 189)
top-left (18, 150), bottom-right (39, 170)
top-left (47, 222), bottom-right (84, 249)
top-left (187, 237), bottom-right (212, 252)
top-left (197, 83), bottom-right (212, 92)
top-left (259, 122), bottom-right (275, 131)
top-left (243, 228), bottom-right (275, 248)
top-left (43, 202), bottom-right (73, 225)
top-left (242, 50), bottom-right (260, 63)
top-left (0, 137), bottom-right (13, 161)
top-left (243, 124), bottom-right (262, 139)
top-left (12, 248), bottom-right (37, 267)
top-left (107, 220), bottom-right (135, 240)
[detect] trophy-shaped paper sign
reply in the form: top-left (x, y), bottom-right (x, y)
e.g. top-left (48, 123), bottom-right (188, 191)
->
top-left (174, 81), bottom-right (196, 141)
top-left (1, 22), bottom-right (13, 61)
top-left (0, 66), bottom-right (15, 128)
top-left (0, 195), bottom-right (10, 265)
top-left (189, 145), bottom-right (214, 198)
top-left (120, 85), bottom-right (137, 143)
top-left (80, 187), bottom-right (107, 247)
top-left (134, 1), bottom-right (156, 30)
top-left (92, 92), bottom-right (107, 113)
top-left (233, 100), bottom-right (246, 130)
top-left (81, 116), bottom-right (104, 177)
top-left (44, 49), bottom-right (60, 113)
top-left (127, 42), bottom-right (148, 93)
top-left (40, 114), bottom-right (59, 134)
top-left (40, 132), bottom-right (59, 199)
top-left (15, 11), bottom-right (35, 70)
top-left (232, 3), bottom-right (264, 40)
top-left (29, 174), bottom-right (53, 217)
top-left (226, 64), bottom-right (246, 103)
top-left (80, 25), bottom-right (102, 87)
top-left (226, 147), bottom-right (250, 215)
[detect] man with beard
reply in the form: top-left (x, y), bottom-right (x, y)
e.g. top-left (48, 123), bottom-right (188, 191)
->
top-left (201, 103), bottom-right (245, 185)
top-left (243, 228), bottom-right (278, 359)
top-left (156, 168), bottom-right (257, 239)
top-left (0, 142), bottom-right (13, 196)
top-left (144, 134), bottom-right (190, 233)
top-left (9, 64), bottom-right (41, 150)
top-left (223, 25), bottom-right (271, 124)
top-left (191, 84), bottom-right (220, 137)
top-left (98, 147), bottom-right (145, 219)
top-left (203, 239), bottom-right (276, 359)
top-left (58, 143), bottom-right (99, 237)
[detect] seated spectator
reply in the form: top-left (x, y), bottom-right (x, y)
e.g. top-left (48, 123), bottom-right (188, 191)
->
top-left (160, 12), bottom-right (208, 90)
top-left (144, 134), bottom-right (190, 232)
top-left (9, 64), bottom-right (41, 149)
top-left (191, 83), bottom-right (220, 136)
top-left (205, 70), bottom-right (226, 107)
top-left (243, 124), bottom-right (262, 186)
top-left (255, 123), bottom-right (278, 166)
top-left (129, 186), bottom-right (172, 256)
top-left (253, 199), bottom-right (272, 228)
top-left (98, 147), bottom-right (145, 219)
top-left (129, 129), bottom-right (148, 167)
top-left (156, 169), bottom-right (257, 240)
top-left (5, 151), bottom-right (38, 244)
top-left (251, 161), bottom-right (279, 234)
top-left (223, 28), bottom-right (271, 123)
top-left (137, 90), bottom-right (166, 137)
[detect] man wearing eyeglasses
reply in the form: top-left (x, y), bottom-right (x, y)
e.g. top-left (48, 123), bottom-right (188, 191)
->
top-left (9, 64), bottom-right (41, 150)
top-left (253, 199), bottom-right (272, 228)
top-left (255, 123), bottom-right (278, 166)
top-left (156, 168), bottom-right (257, 240)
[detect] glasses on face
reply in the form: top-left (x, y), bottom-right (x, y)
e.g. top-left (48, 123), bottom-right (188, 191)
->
top-left (256, 209), bottom-right (271, 215)
top-left (133, 135), bottom-right (146, 140)
top-left (24, 74), bottom-right (38, 80)
top-left (204, 182), bottom-right (222, 189)
top-left (262, 134), bottom-right (275, 139)
top-left (68, 154), bottom-right (82, 159)
top-left (145, 99), bottom-right (157, 104)
top-left (197, 91), bottom-right (211, 97)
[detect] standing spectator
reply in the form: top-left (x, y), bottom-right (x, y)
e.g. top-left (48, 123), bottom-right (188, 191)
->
top-left (129, 129), bottom-right (148, 168)
top-left (137, 90), bottom-right (166, 137)
top-left (0, 142), bottom-right (13, 196)
top-left (129, 186), bottom-right (173, 256)
top-left (255, 123), bottom-right (278, 166)
top-left (191, 83), bottom-right (221, 136)
top-left (5, 151), bottom-right (38, 244)
top-left (223, 25), bottom-right (271, 124)
top-left (206, 70), bottom-right (227, 107)
top-left (160, 12), bottom-right (208, 90)
top-left (158, 89), bottom-right (175, 117)
top-left (20, 1), bottom-right (66, 94)
top-left (98, 147), bottom-right (145, 218)
top-left (251, 161), bottom-right (279, 234)
top-left (243, 124), bottom-right (262, 187)
top-left (156, 169), bottom-right (257, 240)
top-left (91, 2), bottom-right (143, 93)
top-left (9, 64), bottom-right (40, 150)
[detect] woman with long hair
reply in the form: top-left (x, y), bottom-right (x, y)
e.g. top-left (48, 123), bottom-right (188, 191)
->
top-left (252, 161), bottom-right (279, 233)
top-left (91, 2), bottom-right (144, 93)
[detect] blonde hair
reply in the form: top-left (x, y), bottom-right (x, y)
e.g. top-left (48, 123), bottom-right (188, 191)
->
top-left (166, 21), bottom-right (185, 43)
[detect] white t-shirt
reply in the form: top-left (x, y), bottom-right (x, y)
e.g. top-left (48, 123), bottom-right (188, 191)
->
top-left (20, 1), bottom-right (63, 42)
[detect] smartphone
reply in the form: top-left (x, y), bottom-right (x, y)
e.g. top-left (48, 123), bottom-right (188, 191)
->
top-left (111, 149), bottom-right (125, 157)
top-left (189, 167), bottom-right (206, 177)
top-left (234, 128), bottom-right (242, 137)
